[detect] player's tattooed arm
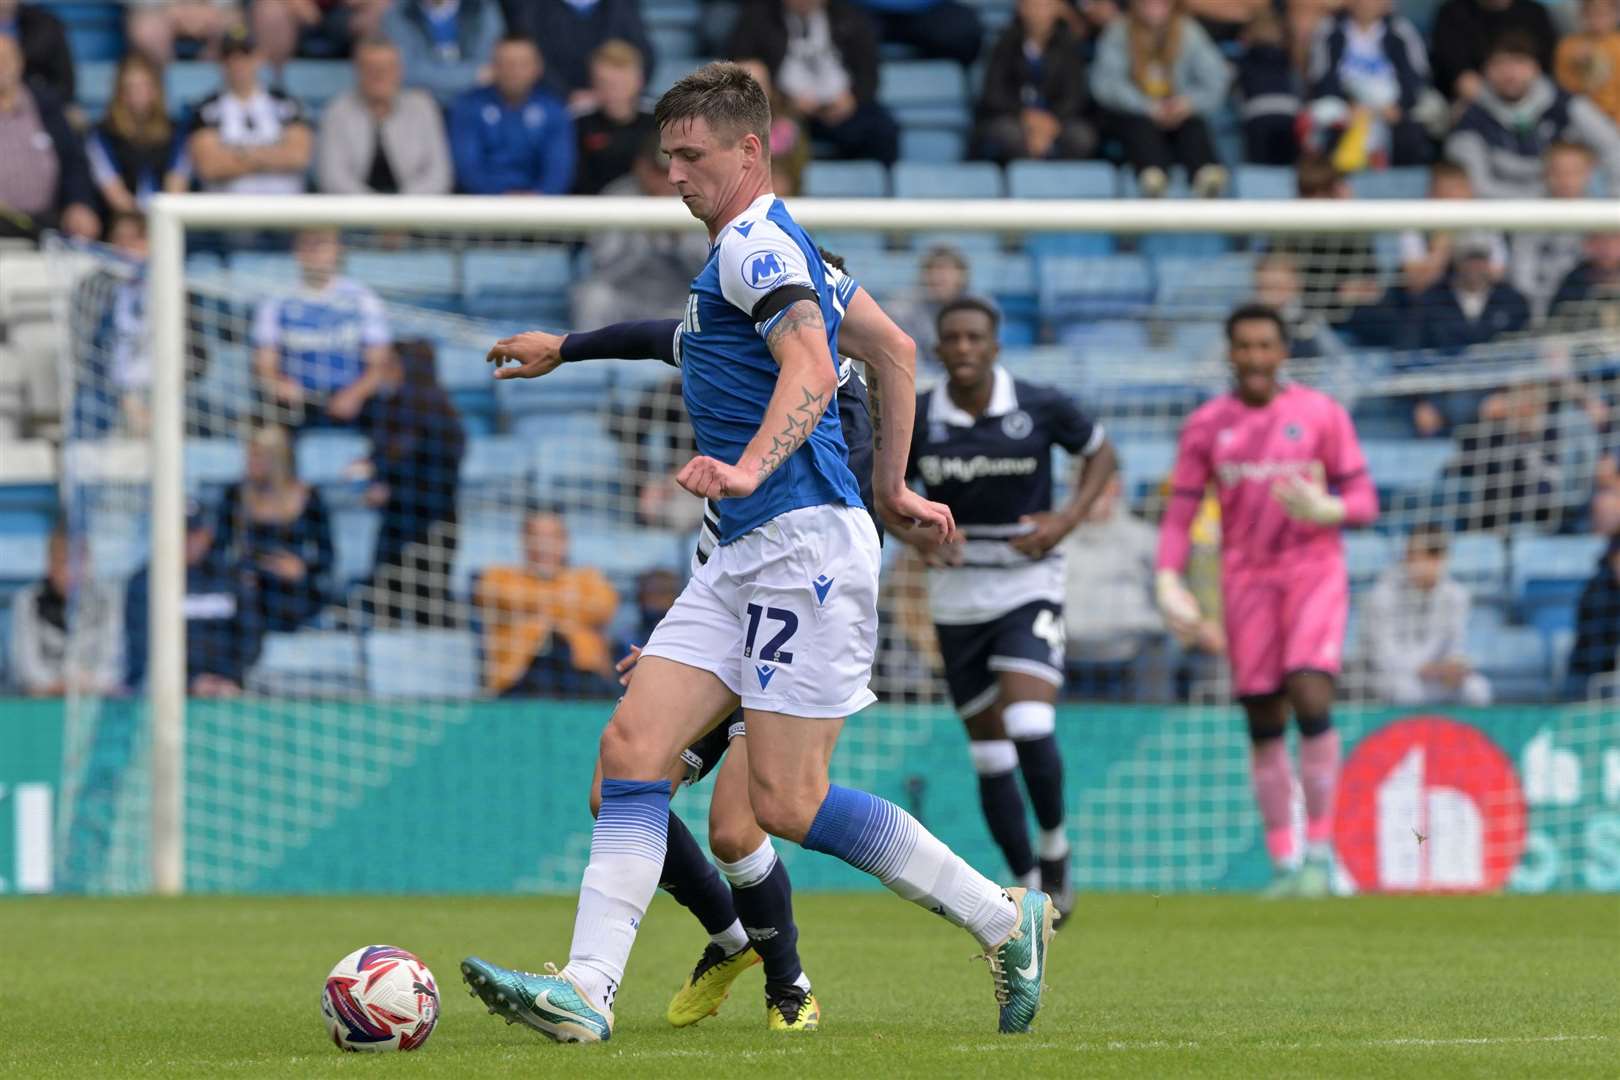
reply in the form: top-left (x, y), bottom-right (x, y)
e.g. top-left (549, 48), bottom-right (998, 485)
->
top-left (867, 375), bottom-right (884, 452)
top-left (764, 297), bottom-right (826, 352)
top-left (756, 384), bottom-right (830, 483)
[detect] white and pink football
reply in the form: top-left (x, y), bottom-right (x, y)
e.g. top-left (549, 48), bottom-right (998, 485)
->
top-left (320, 945), bottom-right (439, 1052)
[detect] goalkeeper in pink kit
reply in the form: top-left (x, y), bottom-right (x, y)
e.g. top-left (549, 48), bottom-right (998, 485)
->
top-left (1155, 305), bottom-right (1377, 897)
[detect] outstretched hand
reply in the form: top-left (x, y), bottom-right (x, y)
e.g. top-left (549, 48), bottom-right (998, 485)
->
top-left (487, 331), bottom-right (567, 380)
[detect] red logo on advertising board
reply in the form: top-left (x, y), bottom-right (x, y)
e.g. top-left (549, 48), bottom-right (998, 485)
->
top-left (1334, 716), bottom-right (1527, 893)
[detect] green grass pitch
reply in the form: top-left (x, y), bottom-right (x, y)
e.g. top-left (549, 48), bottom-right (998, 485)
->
top-left (5, 893), bottom-right (1615, 1078)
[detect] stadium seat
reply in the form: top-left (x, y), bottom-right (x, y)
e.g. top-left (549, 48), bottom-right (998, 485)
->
top-left (1349, 168), bottom-right (1429, 200)
top-left (878, 61), bottom-right (970, 130)
top-left (1153, 253), bottom-right (1258, 318)
top-left (527, 415), bottom-right (624, 516)
top-left (1345, 532), bottom-right (1394, 585)
top-left (248, 631), bottom-right (364, 696)
top-left (898, 128), bottom-right (965, 163)
top-left (1360, 439), bottom-right (1455, 494)
top-left (648, 23), bottom-right (697, 60)
top-left (1006, 160), bottom-right (1118, 199)
top-left (344, 250), bottom-right (457, 305)
top-left (228, 251), bottom-right (299, 285)
top-left (329, 508), bottom-right (379, 585)
top-left (833, 251), bottom-right (927, 298)
top-left (185, 439), bottom-right (246, 491)
top-left (459, 435), bottom-right (528, 501)
top-left (1446, 532), bottom-right (1507, 594)
top-left (364, 628), bottom-right (481, 699)
top-left (1139, 233), bottom-right (1230, 258)
top-left (1467, 623), bottom-right (1551, 700)
top-left (649, 57), bottom-right (714, 96)
top-left (295, 431), bottom-right (370, 487)
top-left (1169, 320), bottom-right (1225, 359)
top-left (803, 160), bottom-right (889, 198)
top-left (814, 230), bottom-right (887, 258)
top-left (0, 530), bottom-right (48, 586)
top-left (76, 60), bottom-right (118, 116)
top-left (1511, 534), bottom-right (1607, 596)
top-left (1233, 165), bottom-right (1296, 200)
top-left (568, 522), bottom-right (688, 588)
top-left (1037, 254), bottom-right (1153, 323)
top-left (58, 2), bottom-right (124, 61)
top-left (165, 61), bottom-right (220, 112)
top-left (451, 512), bottom-right (523, 599)
top-left (497, 356), bottom-right (612, 416)
top-left (0, 440), bottom-right (57, 516)
top-left (1060, 319), bottom-right (1150, 352)
top-left (912, 229), bottom-right (1000, 256)
top-left (461, 246), bottom-right (573, 324)
top-left (280, 61), bottom-right (352, 112)
top-left (1113, 439), bottom-right (1177, 502)
top-left (892, 161), bottom-right (1003, 199)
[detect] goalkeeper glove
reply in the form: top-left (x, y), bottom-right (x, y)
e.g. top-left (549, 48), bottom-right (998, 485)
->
top-left (1272, 473), bottom-right (1345, 526)
top-left (1155, 569), bottom-right (1202, 638)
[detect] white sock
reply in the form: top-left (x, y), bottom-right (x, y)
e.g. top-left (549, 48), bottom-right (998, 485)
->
top-left (716, 836), bottom-right (778, 889)
top-left (710, 918), bottom-right (749, 957)
top-left (881, 817), bottom-right (1018, 948)
top-left (793, 971), bottom-right (812, 993)
top-left (1038, 827), bottom-right (1070, 861)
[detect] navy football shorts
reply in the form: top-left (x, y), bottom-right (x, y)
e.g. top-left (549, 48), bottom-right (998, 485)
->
top-left (934, 599), bottom-right (1066, 718)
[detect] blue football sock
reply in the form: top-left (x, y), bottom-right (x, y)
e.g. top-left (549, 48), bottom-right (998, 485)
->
top-left (659, 810), bottom-right (740, 940)
top-left (718, 838), bottom-right (803, 990)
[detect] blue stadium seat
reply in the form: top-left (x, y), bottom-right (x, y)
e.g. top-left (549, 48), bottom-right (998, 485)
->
top-left (912, 229), bottom-right (1000, 255)
top-left (1345, 532), bottom-right (1394, 585)
top-left (830, 251), bottom-right (925, 298)
top-left (459, 435), bottom-right (528, 500)
top-left (813, 230), bottom-right (887, 258)
top-left (76, 60), bottom-right (118, 116)
top-left (649, 58), bottom-right (714, 96)
top-left (365, 628), bottom-right (481, 698)
top-left (648, 23), bottom-right (697, 60)
top-left (1446, 532), bottom-right (1507, 594)
top-left (451, 513), bottom-right (523, 599)
top-left (1154, 253), bottom-right (1258, 318)
top-left (58, 2), bottom-right (124, 62)
top-left (330, 508), bottom-right (379, 585)
top-left (1060, 319), bottom-right (1150, 352)
top-left (568, 522), bottom-right (687, 588)
top-left (280, 61), bottom-right (352, 112)
top-left (0, 531), bottom-right (48, 586)
top-left (1511, 534), bottom-right (1607, 596)
top-left (1349, 168), bottom-right (1429, 200)
top-left (1113, 439), bottom-right (1177, 501)
top-left (527, 415), bottom-right (624, 515)
top-left (344, 250), bottom-right (457, 304)
top-left (165, 62), bottom-right (220, 112)
top-left (644, 0), bottom-right (702, 26)
top-left (1169, 320), bottom-right (1225, 359)
top-left (892, 161), bottom-right (1003, 199)
top-left (803, 160), bottom-right (889, 198)
top-left (497, 357), bottom-right (612, 415)
top-left (461, 246), bottom-right (573, 323)
top-left (1140, 233), bottom-right (1230, 259)
top-left (898, 128), bottom-right (965, 163)
top-left (1037, 254), bottom-right (1153, 323)
top-left (878, 61), bottom-right (969, 130)
top-left (1006, 160), bottom-right (1118, 199)
top-left (185, 439), bottom-right (246, 491)
top-left (1467, 623), bottom-right (1550, 700)
top-left (0, 440), bottom-right (57, 520)
top-left (248, 631), bottom-right (364, 695)
top-left (228, 251), bottom-right (299, 285)
top-left (1233, 165), bottom-right (1296, 200)
top-left (295, 431), bottom-right (370, 487)
top-left (1360, 439), bottom-right (1454, 493)
top-left (1119, 169), bottom-right (1192, 199)
top-left (431, 343), bottom-right (497, 392)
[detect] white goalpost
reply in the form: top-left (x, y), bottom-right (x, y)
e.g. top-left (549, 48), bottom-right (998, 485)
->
top-left (129, 193), bottom-right (1617, 895)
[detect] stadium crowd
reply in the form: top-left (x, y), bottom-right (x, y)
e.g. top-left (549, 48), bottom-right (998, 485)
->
top-left (0, 0), bottom-right (1617, 704)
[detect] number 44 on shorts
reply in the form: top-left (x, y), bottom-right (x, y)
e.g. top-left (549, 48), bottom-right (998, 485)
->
top-left (1032, 608), bottom-right (1065, 664)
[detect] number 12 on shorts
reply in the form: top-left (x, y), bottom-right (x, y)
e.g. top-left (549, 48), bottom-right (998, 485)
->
top-left (744, 603), bottom-right (798, 664)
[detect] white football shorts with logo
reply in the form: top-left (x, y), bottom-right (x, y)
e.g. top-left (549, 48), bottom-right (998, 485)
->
top-left (641, 503), bottom-right (879, 718)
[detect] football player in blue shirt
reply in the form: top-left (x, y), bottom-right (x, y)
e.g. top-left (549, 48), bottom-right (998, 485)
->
top-left (462, 62), bottom-right (1058, 1042)
top-left (905, 297), bottom-right (1117, 927)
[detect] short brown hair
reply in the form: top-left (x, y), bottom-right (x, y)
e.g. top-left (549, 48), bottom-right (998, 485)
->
top-left (591, 38), bottom-right (643, 72)
top-left (654, 61), bottom-right (771, 148)
top-left (1429, 160), bottom-right (1468, 186)
top-left (1546, 140), bottom-right (1595, 164)
top-left (1295, 155), bottom-right (1344, 198)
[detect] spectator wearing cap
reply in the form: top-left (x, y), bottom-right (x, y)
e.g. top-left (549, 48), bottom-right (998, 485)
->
top-left (1399, 230), bottom-right (1530, 353)
top-left (1444, 31), bottom-right (1620, 200)
top-left (1396, 161), bottom-right (1506, 297)
top-left (500, 0), bottom-right (653, 103)
top-left (1566, 535), bottom-right (1620, 698)
top-left (169, 27), bottom-right (313, 196)
top-left (0, 0), bottom-right (73, 103)
top-left (975, 0), bottom-right (1097, 165)
top-left (124, 500), bottom-right (265, 697)
top-left (317, 36), bottom-right (453, 195)
top-left (1361, 526), bottom-right (1493, 707)
top-left (1429, 0), bottom-right (1556, 103)
top-left (383, 0), bottom-right (506, 107)
top-left (570, 39), bottom-right (654, 196)
top-left (449, 33), bottom-right (575, 194)
top-left (0, 34), bottom-right (96, 241)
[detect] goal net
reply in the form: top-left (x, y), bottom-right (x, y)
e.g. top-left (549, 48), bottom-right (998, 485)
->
top-left (48, 194), bottom-right (1620, 897)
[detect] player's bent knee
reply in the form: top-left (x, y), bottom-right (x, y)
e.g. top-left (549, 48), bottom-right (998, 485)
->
top-left (596, 712), bottom-right (671, 780)
top-left (708, 817), bottom-right (767, 864)
top-left (1295, 709), bottom-right (1333, 738)
top-left (749, 788), bottom-right (820, 845)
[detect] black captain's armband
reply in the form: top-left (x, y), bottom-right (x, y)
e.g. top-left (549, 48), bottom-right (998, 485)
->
top-left (752, 285), bottom-right (820, 326)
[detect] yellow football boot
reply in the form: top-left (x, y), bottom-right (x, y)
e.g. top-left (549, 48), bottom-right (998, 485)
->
top-left (666, 944), bottom-right (760, 1027)
top-left (765, 985), bottom-right (820, 1032)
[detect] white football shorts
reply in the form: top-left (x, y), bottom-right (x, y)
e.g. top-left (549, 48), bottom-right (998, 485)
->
top-left (641, 503), bottom-right (879, 718)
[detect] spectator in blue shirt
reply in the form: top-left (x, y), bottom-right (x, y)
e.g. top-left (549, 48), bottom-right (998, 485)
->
top-left (449, 33), bottom-right (575, 194)
top-left (383, 0), bottom-right (506, 106)
top-left (851, 0), bottom-right (983, 65)
top-left (252, 226), bottom-right (392, 427)
top-left (501, 0), bottom-right (654, 103)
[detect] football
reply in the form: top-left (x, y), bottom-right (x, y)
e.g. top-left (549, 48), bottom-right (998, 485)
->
top-left (320, 945), bottom-right (439, 1052)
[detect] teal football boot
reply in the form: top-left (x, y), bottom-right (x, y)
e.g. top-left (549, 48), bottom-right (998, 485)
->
top-left (985, 887), bottom-right (1056, 1035)
top-left (461, 957), bottom-right (613, 1043)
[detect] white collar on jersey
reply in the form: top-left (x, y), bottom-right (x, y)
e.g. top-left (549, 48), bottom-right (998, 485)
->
top-left (929, 364), bottom-right (1018, 427)
top-left (710, 192), bottom-right (779, 252)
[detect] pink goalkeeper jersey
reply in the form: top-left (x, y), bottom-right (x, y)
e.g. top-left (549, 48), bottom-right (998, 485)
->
top-left (1155, 383), bottom-right (1378, 576)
